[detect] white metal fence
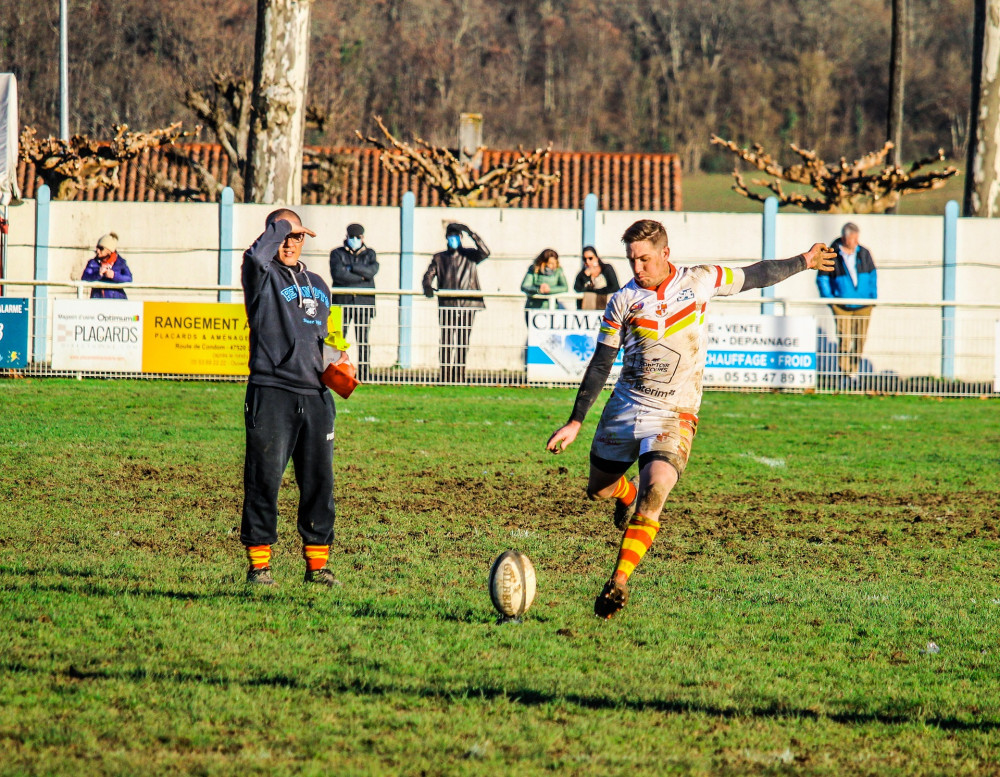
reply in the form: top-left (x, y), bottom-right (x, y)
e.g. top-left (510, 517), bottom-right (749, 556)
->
top-left (3, 281), bottom-right (998, 397)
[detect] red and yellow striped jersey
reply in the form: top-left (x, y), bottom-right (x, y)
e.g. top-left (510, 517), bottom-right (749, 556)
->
top-left (597, 264), bottom-right (745, 412)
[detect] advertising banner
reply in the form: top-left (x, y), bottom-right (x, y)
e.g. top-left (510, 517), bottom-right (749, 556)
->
top-left (526, 309), bottom-right (622, 383)
top-left (704, 315), bottom-right (817, 388)
top-left (528, 310), bottom-right (817, 389)
top-left (142, 302), bottom-right (249, 375)
top-left (0, 297), bottom-right (28, 368)
top-left (51, 300), bottom-right (143, 371)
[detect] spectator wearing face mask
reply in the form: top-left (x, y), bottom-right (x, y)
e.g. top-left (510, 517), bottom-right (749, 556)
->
top-left (330, 223), bottom-right (379, 381)
top-left (422, 222), bottom-right (490, 383)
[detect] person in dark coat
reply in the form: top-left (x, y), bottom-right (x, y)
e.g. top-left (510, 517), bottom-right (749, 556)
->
top-left (329, 223), bottom-right (379, 381)
top-left (422, 222), bottom-right (490, 383)
top-left (81, 232), bottom-right (132, 299)
top-left (240, 208), bottom-right (339, 589)
top-left (573, 246), bottom-right (620, 310)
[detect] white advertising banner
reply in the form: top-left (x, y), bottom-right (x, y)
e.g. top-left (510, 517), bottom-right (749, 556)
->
top-left (52, 300), bottom-right (144, 371)
top-left (528, 310), bottom-right (817, 388)
top-left (526, 309), bottom-right (622, 383)
top-left (704, 315), bottom-right (817, 388)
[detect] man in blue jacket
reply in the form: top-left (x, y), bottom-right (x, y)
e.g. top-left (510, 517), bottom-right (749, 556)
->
top-left (817, 222), bottom-right (877, 377)
top-left (240, 209), bottom-right (339, 588)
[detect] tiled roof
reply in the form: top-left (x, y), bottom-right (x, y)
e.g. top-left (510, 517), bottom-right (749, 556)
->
top-left (16, 143), bottom-right (682, 211)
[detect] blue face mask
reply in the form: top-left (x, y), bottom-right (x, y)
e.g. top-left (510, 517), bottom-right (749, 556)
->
top-left (447, 234), bottom-right (461, 250)
top-left (347, 237), bottom-right (362, 251)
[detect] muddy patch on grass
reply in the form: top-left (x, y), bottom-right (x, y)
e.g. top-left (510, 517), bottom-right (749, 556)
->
top-left (358, 472), bottom-right (999, 552)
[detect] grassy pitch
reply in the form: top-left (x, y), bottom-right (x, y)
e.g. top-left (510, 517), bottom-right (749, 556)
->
top-left (1, 380), bottom-right (998, 776)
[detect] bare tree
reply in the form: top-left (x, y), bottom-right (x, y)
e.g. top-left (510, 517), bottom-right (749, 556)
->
top-left (245, 0), bottom-right (312, 204)
top-left (711, 135), bottom-right (959, 214)
top-left (885, 0), bottom-right (907, 214)
top-left (153, 74), bottom-right (340, 202)
top-left (356, 115), bottom-right (560, 207)
top-left (964, 0), bottom-right (1000, 217)
top-left (181, 74), bottom-right (253, 199)
top-left (19, 123), bottom-right (192, 200)
top-left (887, 0), bottom-right (907, 166)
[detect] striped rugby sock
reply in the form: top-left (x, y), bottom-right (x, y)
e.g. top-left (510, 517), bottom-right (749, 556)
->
top-left (247, 545), bottom-right (271, 570)
top-left (614, 514), bottom-right (660, 580)
top-left (609, 475), bottom-right (637, 506)
top-left (303, 544), bottom-right (330, 572)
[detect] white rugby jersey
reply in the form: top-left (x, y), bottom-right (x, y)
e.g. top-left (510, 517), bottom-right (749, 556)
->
top-left (597, 264), bottom-right (745, 413)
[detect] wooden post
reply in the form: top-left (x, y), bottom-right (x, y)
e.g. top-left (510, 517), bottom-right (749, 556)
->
top-left (886, 0), bottom-right (906, 213)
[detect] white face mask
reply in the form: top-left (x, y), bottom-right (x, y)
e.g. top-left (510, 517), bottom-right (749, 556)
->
top-left (347, 237), bottom-right (362, 251)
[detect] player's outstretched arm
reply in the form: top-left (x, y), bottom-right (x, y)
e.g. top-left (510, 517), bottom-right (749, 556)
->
top-left (546, 342), bottom-right (617, 453)
top-left (740, 243), bottom-right (836, 291)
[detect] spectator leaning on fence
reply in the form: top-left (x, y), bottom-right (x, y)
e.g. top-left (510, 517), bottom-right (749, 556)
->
top-left (521, 249), bottom-right (569, 310)
top-left (574, 246), bottom-right (620, 310)
top-left (330, 223), bottom-right (379, 382)
top-left (240, 208), bottom-right (340, 589)
top-left (422, 222), bottom-right (490, 383)
top-left (81, 233), bottom-right (132, 299)
top-left (816, 222), bottom-right (878, 378)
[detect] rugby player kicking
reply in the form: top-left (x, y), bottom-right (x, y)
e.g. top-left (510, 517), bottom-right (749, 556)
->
top-left (546, 219), bottom-right (835, 619)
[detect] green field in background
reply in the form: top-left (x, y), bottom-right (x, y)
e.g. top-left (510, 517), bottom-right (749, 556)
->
top-left (682, 172), bottom-right (966, 216)
top-left (1, 381), bottom-right (998, 775)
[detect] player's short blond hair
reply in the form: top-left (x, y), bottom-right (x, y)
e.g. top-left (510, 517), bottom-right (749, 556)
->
top-left (621, 219), bottom-right (668, 250)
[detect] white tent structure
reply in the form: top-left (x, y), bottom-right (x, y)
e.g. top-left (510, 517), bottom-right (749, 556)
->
top-left (0, 74), bottom-right (18, 286)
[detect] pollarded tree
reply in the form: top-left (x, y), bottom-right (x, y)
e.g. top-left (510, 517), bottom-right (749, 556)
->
top-left (356, 115), bottom-right (560, 207)
top-left (19, 123), bottom-right (192, 200)
top-left (152, 73), bottom-right (345, 203)
top-left (710, 136), bottom-right (959, 214)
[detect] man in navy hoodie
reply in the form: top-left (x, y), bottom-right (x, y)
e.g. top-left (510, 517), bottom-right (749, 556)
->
top-left (240, 209), bottom-right (339, 588)
top-left (817, 222), bottom-right (877, 378)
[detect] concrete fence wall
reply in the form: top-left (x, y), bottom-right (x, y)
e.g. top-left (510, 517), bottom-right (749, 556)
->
top-left (3, 186), bottom-right (999, 382)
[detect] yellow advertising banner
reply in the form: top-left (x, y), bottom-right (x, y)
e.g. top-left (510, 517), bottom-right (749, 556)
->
top-left (142, 302), bottom-right (250, 375)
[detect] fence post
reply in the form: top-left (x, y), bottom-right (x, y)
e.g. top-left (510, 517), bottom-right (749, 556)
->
top-left (32, 185), bottom-right (51, 363)
top-left (761, 196), bottom-right (778, 315)
top-left (942, 199), bottom-right (958, 379)
top-left (398, 191), bottom-right (415, 368)
top-left (582, 192), bottom-right (597, 250)
top-left (218, 187), bottom-right (235, 303)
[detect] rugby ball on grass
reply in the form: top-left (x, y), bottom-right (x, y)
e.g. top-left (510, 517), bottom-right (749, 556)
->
top-left (488, 551), bottom-right (536, 620)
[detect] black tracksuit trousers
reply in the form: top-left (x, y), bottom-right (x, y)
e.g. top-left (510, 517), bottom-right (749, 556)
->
top-left (240, 383), bottom-right (336, 548)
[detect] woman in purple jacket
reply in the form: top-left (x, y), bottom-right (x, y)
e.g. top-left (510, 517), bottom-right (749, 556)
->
top-left (81, 232), bottom-right (132, 299)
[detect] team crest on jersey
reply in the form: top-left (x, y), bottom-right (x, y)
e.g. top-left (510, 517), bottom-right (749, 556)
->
top-left (676, 288), bottom-right (695, 302)
top-left (655, 301), bottom-right (669, 317)
top-left (303, 298), bottom-right (318, 317)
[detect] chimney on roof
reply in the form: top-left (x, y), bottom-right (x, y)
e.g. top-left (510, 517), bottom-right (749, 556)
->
top-left (459, 113), bottom-right (483, 170)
